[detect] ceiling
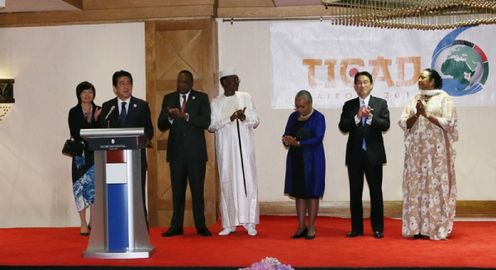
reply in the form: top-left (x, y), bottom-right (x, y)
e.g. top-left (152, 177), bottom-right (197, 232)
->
top-left (2, 0), bottom-right (494, 30)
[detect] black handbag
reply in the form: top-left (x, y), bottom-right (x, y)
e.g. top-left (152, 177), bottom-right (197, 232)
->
top-left (62, 138), bottom-right (84, 157)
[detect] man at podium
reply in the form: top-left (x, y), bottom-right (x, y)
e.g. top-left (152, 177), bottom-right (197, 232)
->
top-left (99, 70), bottom-right (154, 227)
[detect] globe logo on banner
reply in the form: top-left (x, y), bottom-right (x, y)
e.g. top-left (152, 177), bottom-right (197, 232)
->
top-left (431, 27), bottom-right (489, 96)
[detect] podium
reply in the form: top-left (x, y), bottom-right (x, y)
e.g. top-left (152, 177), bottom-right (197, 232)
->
top-left (80, 128), bottom-right (154, 259)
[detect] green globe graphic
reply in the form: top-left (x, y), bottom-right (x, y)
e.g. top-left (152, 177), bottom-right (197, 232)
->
top-left (432, 39), bottom-right (488, 96)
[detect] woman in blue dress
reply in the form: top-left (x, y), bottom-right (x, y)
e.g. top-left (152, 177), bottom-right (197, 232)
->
top-left (68, 81), bottom-right (101, 236)
top-left (282, 90), bottom-right (326, 240)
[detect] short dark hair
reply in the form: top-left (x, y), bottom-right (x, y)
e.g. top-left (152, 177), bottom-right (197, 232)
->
top-left (76, 81), bottom-right (95, 104)
top-left (424, 68), bottom-right (443, 89)
top-left (112, 70), bottom-right (133, 87)
top-left (179, 70), bottom-right (194, 82)
top-left (354, 71), bottom-right (373, 85)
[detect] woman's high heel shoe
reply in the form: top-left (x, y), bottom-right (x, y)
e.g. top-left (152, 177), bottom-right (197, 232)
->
top-left (290, 228), bottom-right (308, 239)
top-left (80, 225), bottom-right (90, 236)
top-left (305, 227), bottom-right (316, 240)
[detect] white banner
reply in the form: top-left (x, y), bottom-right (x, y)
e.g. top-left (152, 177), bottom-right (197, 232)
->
top-left (270, 23), bottom-right (494, 108)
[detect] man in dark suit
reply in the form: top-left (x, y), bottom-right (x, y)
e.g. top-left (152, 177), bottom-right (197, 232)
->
top-left (99, 70), bottom-right (154, 227)
top-left (157, 70), bottom-right (212, 237)
top-left (338, 71), bottom-right (390, 239)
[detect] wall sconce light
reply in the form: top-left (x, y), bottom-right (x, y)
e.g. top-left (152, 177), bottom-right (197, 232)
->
top-left (0, 79), bottom-right (15, 121)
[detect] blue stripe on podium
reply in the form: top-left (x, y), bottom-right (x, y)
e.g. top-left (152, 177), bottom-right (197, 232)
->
top-left (107, 184), bottom-right (129, 252)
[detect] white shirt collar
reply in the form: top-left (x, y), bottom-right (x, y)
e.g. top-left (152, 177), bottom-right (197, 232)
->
top-left (359, 95), bottom-right (371, 107)
top-left (117, 97), bottom-right (131, 113)
top-left (180, 90), bottom-right (191, 101)
top-left (118, 97), bottom-right (131, 104)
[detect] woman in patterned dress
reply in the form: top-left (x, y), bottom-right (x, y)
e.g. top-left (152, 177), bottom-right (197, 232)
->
top-left (398, 69), bottom-right (458, 240)
top-left (68, 81), bottom-right (101, 236)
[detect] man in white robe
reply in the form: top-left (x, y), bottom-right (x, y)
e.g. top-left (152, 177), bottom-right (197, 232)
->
top-left (208, 68), bottom-right (259, 236)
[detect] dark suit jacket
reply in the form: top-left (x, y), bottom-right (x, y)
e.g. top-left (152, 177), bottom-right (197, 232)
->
top-left (157, 89), bottom-right (210, 162)
top-left (338, 96), bottom-right (390, 166)
top-left (99, 96), bottom-right (154, 141)
top-left (69, 103), bottom-right (100, 142)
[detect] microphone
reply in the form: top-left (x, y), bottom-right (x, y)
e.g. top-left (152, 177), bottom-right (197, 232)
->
top-left (104, 105), bottom-right (115, 128)
top-left (104, 105), bottom-right (115, 121)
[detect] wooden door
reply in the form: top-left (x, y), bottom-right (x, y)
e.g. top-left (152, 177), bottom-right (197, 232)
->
top-left (145, 19), bottom-right (219, 227)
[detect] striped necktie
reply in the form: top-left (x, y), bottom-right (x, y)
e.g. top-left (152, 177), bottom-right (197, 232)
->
top-left (361, 102), bottom-right (367, 151)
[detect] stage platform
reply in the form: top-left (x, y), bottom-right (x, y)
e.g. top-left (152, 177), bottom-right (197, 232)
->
top-left (1, 216), bottom-right (495, 269)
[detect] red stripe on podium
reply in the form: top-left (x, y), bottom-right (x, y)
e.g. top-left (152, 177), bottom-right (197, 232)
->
top-left (106, 150), bottom-right (126, 163)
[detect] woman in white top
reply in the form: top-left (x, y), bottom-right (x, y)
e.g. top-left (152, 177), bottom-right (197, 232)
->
top-left (398, 68), bottom-right (458, 240)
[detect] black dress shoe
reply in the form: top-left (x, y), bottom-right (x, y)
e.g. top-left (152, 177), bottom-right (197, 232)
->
top-left (197, 227), bottom-right (212, 237)
top-left (80, 232), bottom-right (89, 236)
top-left (161, 228), bottom-right (183, 237)
top-left (373, 231), bottom-right (384, 239)
top-left (304, 227), bottom-right (316, 240)
top-left (305, 230), bottom-right (316, 240)
top-left (346, 231), bottom-right (363, 237)
top-left (305, 234), bottom-right (315, 240)
top-left (290, 228), bottom-right (307, 239)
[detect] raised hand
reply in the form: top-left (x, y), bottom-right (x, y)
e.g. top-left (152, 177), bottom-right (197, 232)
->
top-left (94, 107), bottom-right (102, 121)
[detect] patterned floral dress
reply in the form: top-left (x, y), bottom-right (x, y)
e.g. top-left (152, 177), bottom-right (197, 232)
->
top-left (398, 90), bottom-right (458, 240)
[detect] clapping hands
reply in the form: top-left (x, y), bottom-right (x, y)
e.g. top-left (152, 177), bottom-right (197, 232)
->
top-left (282, 135), bottom-right (298, 147)
top-left (416, 99), bottom-right (426, 117)
top-left (357, 106), bottom-right (373, 118)
top-left (167, 107), bottom-right (187, 120)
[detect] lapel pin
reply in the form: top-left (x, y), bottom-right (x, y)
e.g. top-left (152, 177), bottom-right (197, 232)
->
top-left (133, 104), bottom-right (137, 108)
top-left (192, 96), bottom-right (196, 100)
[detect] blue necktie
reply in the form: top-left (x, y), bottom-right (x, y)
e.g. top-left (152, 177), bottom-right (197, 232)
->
top-left (120, 101), bottom-right (127, 126)
top-left (361, 103), bottom-right (367, 151)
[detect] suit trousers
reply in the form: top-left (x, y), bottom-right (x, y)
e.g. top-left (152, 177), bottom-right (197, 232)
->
top-left (347, 150), bottom-right (384, 233)
top-left (169, 157), bottom-right (207, 230)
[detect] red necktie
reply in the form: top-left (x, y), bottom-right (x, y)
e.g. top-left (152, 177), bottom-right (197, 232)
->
top-left (181, 94), bottom-right (187, 112)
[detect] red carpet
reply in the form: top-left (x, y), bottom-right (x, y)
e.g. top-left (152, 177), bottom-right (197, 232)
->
top-left (0, 216), bottom-right (495, 268)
